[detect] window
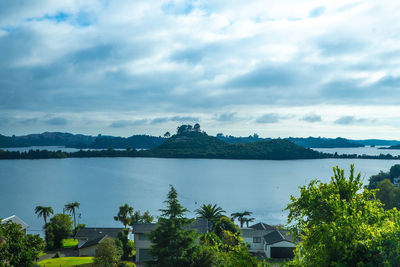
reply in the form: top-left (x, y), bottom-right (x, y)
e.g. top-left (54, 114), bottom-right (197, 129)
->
top-left (138, 234), bottom-right (149, 240)
top-left (253, 236), bottom-right (261, 243)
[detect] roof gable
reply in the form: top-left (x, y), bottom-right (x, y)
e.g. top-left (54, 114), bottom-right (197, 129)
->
top-left (1, 215), bottom-right (29, 230)
top-left (264, 229), bottom-right (295, 245)
top-left (76, 227), bottom-right (124, 240)
top-left (249, 222), bottom-right (275, 231)
top-left (133, 218), bottom-right (209, 234)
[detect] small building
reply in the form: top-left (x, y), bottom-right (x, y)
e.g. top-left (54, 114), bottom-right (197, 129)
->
top-left (76, 227), bottom-right (124, 256)
top-left (1, 215), bottom-right (29, 235)
top-left (133, 219), bottom-right (210, 264)
top-left (241, 222), bottom-right (297, 259)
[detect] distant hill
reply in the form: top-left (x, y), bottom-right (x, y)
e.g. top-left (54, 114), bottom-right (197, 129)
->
top-left (143, 131), bottom-right (323, 160)
top-left (0, 132), bottom-right (166, 149)
top-left (87, 135), bottom-right (165, 149)
top-left (285, 137), bottom-right (363, 148)
top-left (0, 132), bottom-right (95, 148)
top-left (351, 139), bottom-right (400, 147)
top-left (384, 144), bottom-right (400, 150)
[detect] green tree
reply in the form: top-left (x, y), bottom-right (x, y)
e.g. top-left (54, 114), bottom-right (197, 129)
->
top-left (0, 221), bottom-right (45, 266)
top-left (130, 210), bottom-right (154, 225)
top-left (148, 185), bottom-right (200, 266)
top-left (213, 216), bottom-right (240, 240)
top-left (95, 237), bottom-right (121, 266)
top-left (45, 214), bottom-right (73, 250)
top-left (34, 205), bottom-right (54, 224)
top-left (64, 201), bottom-right (80, 235)
top-left (243, 217), bottom-right (255, 228)
top-left (195, 204), bottom-right (225, 228)
top-left (114, 203), bottom-right (134, 228)
top-left (286, 165), bottom-right (400, 266)
top-left (230, 211), bottom-right (252, 228)
top-left (115, 228), bottom-right (134, 261)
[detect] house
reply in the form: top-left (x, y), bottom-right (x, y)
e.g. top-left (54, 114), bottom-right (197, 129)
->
top-left (133, 218), bottom-right (210, 263)
top-left (241, 222), bottom-right (297, 259)
top-left (1, 215), bottom-right (29, 235)
top-left (75, 227), bottom-right (124, 256)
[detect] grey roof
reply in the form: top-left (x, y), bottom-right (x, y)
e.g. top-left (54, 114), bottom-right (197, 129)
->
top-left (241, 228), bottom-right (274, 238)
top-left (76, 227), bottom-right (124, 240)
top-left (249, 222), bottom-right (275, 231)
top-left (263, 229), bottom-right (295, 245)
top-left (1, 215), bottom-right (29, 230)
top-left (80, 235), bottom-right (108, 249)
top-left (133, 218), bottom-right (209, 234)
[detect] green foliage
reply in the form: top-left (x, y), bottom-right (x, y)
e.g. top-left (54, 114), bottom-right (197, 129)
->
top-left (231, 211), bottom-right (252, 228)
top-left (148, 185), bottom-right (201, 267)
top-left (64, 201), bottom-right (80, 235)
top-left (286, 165), bottom-right (400, 266)
top-left (0, 221), bottom-right (45, 267)
top-left (368, 164), bottom-right (400, 189)
top-left (195, 204), bottom-right (225, 228)
top-left (95, 237), bottom-right (121, 266)
top-left (55, 251), bottom-right (61, 258)
top-left (213, 216), bottom-right (240, 240)
top-left (61, 238), bottom-right (78, 249)
top-left (114, 203), bottom-right (134, 228)
top-left (34, 206), bottom-right (54, 224)
top-left (118, 261), bottom-right (136, 267)
top-left (130, 210), bottom-right (154, 225)
top-left (116, 228), bottom-right (134, 261)
top-left (45, 214), bottom-right (73, 250)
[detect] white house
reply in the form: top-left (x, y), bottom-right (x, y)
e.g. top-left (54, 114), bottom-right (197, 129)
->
top-left (241, 222), bottom-right (297, 259)
top-left (1, 215), bottom-right (29, 235)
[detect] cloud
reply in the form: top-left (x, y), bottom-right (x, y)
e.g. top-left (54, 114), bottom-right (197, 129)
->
top-left (334, 116), bottom-right (368, 125)
top-left (215, 112), bottom-right (237, 122)
top-left (110, 119), bottom-right (148, 128)
top-left (255, 113), bottom-right (281, 124)
top-left (301, 114), bottom-right (322, 123)
top-left (45, 117), bottom-right (68, 125)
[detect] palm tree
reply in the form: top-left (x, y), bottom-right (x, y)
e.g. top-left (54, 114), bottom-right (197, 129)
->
top-left (195, 204), bottom-right (225, 227)
top-left (34, 206), bottom-right (54, 224)
top-left (243, 217), bottom-right (255, 227)
top-left (230, 211), bottom-right (253, 228)
top-left (65, 201), bottom-right (80, 234)
top-left (114, 204), bottom-right (134, 228)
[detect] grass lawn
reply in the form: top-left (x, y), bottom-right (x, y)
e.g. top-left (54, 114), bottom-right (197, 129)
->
top-left (37, 257), bottom-right (94, 266)
top-left (62, 238), bottom-right (78, 248)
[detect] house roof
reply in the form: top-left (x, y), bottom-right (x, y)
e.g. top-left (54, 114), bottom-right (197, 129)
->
top-left (241, 228), bottom-right (274, 238)
top-left (80, 235), bottom-right (108, 249)
top-left (249, 222), bottom-right (275, 231)
top-left (1, 215), bottom-right (29, 230)
top-left (263, 229), bottom-right (295, 245)
top-left (76, 227), bottom-right (124, 241)
top-left (133, 218), bottom-right (209, 234)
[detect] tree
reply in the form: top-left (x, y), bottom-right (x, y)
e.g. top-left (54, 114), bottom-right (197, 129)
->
top-left (95, 237), bottom-right (121, 266)
top-left (115, 228), bottom-right (134, 261)
top-left (195, 204), bottom-right (225, 228)
top-left (114, 203), bottom-right (134, 228)
top-left (45, 214), bottom-right (73, 250)
top-left (230, 211), bottom-right (252, 228)
top-left (34, 206), bottom-right (54, 224)
top-left (148, 185), bottom-right (200, 266)
top-left (193, 123), bottom-right (201, 132)
top-left (243, 217), bottom-right (255, 228)
top-left (0, 221), bottom-right (45, 267)
top-left (64, 201), bottom-right (80, 235)
top-left (213, 216), bottom-right (240, 240)
top-left (164, 132), bottom-right (171, 138)
top-left (130, 210), bottom-right (154, 225)
top-left (286, 165), bottom-right (400, 266)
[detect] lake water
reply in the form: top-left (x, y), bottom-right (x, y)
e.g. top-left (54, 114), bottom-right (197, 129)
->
top-left (312, 146), bottom-right (400, 156)
top-left (1, 156), bottom-right (399, 236)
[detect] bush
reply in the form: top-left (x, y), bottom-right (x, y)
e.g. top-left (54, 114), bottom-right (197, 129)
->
top-left (118, 261), bottom-right (136, 267)
top-left (54, 251), bottom-right (61, 258)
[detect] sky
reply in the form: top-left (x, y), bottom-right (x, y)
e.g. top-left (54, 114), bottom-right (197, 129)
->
top-left (1, 0), bottom-right (400, 139)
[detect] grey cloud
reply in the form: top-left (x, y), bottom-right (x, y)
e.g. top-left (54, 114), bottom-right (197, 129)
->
top-left (334, 116), bottom-right (367, 125)
top-left (45, 117), bottom-right (68, 125)
top-left (255, 113), bottom-right (280, 124)
top-left (110, 119), bottom-right (149, 128)
top-left (301, 114), bottom-right (322, 123)
top-left (215, 112), bottom-right (237, 122)
top-left (170, 116), bottom-right (199, 122)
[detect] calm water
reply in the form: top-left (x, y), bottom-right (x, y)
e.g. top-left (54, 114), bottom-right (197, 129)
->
top-left (0, 157), bottom-right (398, 236)
top-left (312, 146), bottom-right (400, 156)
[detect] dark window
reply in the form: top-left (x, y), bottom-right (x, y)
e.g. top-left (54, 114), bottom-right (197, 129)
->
top-left (253, 236), bottom-right (261, 243)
